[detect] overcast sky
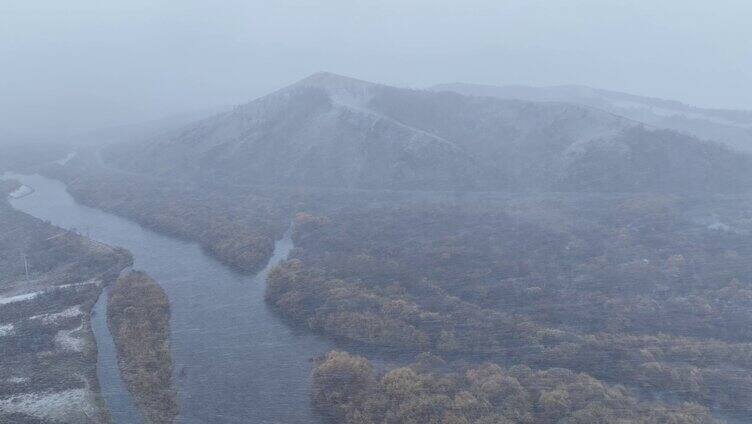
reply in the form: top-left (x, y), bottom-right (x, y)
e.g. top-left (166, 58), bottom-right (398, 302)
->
top-left (2, 0), bottom-right (751, 138)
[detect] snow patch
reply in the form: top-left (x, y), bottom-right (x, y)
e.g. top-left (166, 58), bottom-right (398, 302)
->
top-left (0, 291), bottom-right (40, 305)
top-left (0, 324), bottom-right (14, 337)
top-left (708, 222), bottom-right (732, 232)
top-left (56, 279), bottom-right (99, 290)
top-left (8, 185), bottom-right (34, 199)
top-left (0, 388), bottom-right (99, 422)
top-left (30, 306), bottom-right (82, 324)
top-left (54, 325), bottom-right (87, 352)
top-left (54, 152), bottom-right (77, 166)
top-left (0, 280), bottom-right (100, 307)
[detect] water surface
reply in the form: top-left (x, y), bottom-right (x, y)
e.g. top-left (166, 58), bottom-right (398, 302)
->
top-left (8, 173), bottom-right (333, 424)
top-left (91, 286), bottom-right (143, 424)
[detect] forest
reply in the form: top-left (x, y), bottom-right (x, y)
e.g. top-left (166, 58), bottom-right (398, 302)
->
top-left (266, 194), bottom-right (752, 421)
top-left (10, 146), bottom-right (752, 422)
top-left (312, 350), bottom-right (717, 423)
top-left (43, 157), bottom-right (291, 273)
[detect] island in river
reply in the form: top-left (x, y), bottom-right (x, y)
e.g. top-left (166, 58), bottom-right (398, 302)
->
top-left (108, 271), bottom-right (177, 424)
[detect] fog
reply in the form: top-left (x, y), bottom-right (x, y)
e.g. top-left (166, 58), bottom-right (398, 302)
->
top-left (2, 0), bottom-right (751, 141)
top-left (5, 4), bottom-right (752, 423)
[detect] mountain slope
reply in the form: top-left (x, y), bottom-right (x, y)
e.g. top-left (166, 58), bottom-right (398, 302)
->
top-left (105, 73), bottom-right (752, 193)
top-left (432, 82), bottom-right (752, 153)
top-left (107, 74), bottom-right (476, 190)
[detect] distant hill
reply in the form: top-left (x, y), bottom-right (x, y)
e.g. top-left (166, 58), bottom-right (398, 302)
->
top-left (70, 105), bottom-right (231, 147)
top-left (432, 82), bottom-right (752, 153)
top-left (104, 73), bottom-right (752, 193)
top-left (0, 106), bottom-right (228, 149)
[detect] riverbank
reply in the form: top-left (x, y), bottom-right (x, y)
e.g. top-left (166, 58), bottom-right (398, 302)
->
top-left (0, 182), bottom-right (132, 423)
top-left (42, 157), bottom-right (290, 274)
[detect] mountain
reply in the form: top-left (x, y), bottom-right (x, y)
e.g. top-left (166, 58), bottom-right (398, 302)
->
top-left (104, 72), bottom-right (752, 193)
top-left (105, 73), bottom-right (475, 190)
top-left (432, 83), bottom-right (752, 153)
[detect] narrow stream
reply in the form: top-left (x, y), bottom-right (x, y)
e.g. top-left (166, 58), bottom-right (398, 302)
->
top-left (7, 173), bottom-right (334, 424)
top-left (91, 286), bottom-right (143, 424)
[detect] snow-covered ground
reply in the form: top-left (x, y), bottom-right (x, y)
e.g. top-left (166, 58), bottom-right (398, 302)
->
top-left (0, 388), bottom-right (100, 423)
top-left (0, 323), bottom-right (14, 337)
top-left (56, 279), bottom-right (99, 290)
top-left (55, 323), bottom-right (87, 352)
top-left (0, 291), bottom-right (40, 305)
top-left (30, 306), bottom-right (82, 324)
top-left (54, 152), bottom-right (77, 166)
top-left (0, 282), bottom-right (98, 357)
top-left (0, 278), bottom-right (102, 422)
top-left (0, 280), bottom-right (99, 307)
top-left (8, 184), bottom-right (35, 199)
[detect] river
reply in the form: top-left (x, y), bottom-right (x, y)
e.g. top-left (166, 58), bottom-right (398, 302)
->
top-left (7, 173), bottom-right (333, 424)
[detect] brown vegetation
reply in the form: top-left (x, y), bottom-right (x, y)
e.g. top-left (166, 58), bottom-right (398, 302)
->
top-left (34, 154), bottom-right (752, 420)
top-left (312, 351), bottom-right (718, 424)
top-left (108, 271), bottom-right (177, 424)
top-left (268, 195), bottom-right (752, 420)
top-left (45, 162), bottom-right (290, 273)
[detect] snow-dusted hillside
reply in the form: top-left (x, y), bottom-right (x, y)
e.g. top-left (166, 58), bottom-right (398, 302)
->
top-left (104, 73), bottom-right (752, 192)
top-left (432, 82), bottom-right (752, 153)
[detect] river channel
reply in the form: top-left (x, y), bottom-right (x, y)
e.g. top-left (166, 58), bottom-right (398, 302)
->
top-left (8, 173), bottom-right (333, 424)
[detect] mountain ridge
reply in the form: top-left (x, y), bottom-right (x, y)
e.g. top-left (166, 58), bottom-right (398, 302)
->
top-left (103, 72), bottom-right (752, 193)
top-left (431, 82), bottom-right (752, 152)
